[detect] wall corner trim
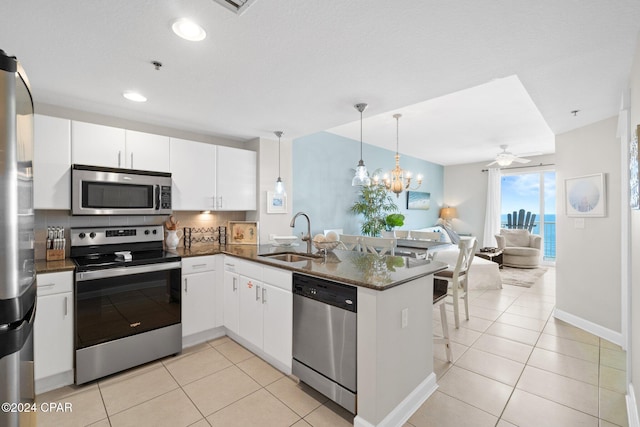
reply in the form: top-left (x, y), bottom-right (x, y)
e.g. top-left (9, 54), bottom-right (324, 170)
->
top-left (627, 383), bottom-right (640, 427)
top-left (353, 372), bottom-right (437, 427)
top-left (553, 308), bottom-right (624, 347)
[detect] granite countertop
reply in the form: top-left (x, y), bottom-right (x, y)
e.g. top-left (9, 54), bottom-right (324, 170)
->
top-left (35, 258), bottom-right (77, 274)
top-left (176, 243), bottom-right (447, 290)
top-left (37, 243), bottom-right (447, 291)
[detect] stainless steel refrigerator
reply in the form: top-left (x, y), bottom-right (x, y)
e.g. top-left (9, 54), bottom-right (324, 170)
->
top-left (0, 49), bottom-right (37, 427)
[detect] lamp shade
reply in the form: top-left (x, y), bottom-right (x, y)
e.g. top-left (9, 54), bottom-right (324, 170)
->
top-left (440, 207), bottom-right (458, 220)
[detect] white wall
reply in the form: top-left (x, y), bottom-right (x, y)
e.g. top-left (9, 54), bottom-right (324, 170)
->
top-left (555, 117), bottom-right (622, 335)
top-left (246, 137), bottom-right (293, 244)
top-left (444, 154), bottom-right (556, 244)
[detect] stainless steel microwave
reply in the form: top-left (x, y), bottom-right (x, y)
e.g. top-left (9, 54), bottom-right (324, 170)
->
top-left (71, 164), bottom-right (172, 215)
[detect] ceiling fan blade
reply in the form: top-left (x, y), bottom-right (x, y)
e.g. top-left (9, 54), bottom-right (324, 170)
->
top-left (486, 160), bottom-right (498, 166)
top-left (512, 157), bottom-right (531, 164)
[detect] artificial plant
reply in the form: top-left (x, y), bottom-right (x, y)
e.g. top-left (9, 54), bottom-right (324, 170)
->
top-left (350, 175), bottom-right (400, 236)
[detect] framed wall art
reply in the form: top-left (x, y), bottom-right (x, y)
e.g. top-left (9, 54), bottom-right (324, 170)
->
top-left (406, 191), bottom-right (431, 210)
top-left (564, 173), bottom-right (607, 217)
top-left (228, 221), bottom-right (259, 245)
top-left (266, 191), bottom-right (287, 214)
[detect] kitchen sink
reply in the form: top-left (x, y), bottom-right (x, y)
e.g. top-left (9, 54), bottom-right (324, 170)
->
top-left (259, 252), bottom-right (323, 263)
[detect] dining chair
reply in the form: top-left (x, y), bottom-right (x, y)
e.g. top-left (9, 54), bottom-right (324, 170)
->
top-left (434, 237), bottom-right (478, 328)
top-left (394, 230), bottom-right (409, 239)
top-left (410, 231), bottom-right (442, 241)
top-left (433, 279), bottom-right (453, 362)
top-left (360, 236), bottom-right (396, 256)
top-left (338, 234), bottom-right (362, 252)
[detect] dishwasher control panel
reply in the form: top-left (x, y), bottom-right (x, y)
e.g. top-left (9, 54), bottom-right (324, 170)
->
top-left (293, 273), bottom-right (357, 312)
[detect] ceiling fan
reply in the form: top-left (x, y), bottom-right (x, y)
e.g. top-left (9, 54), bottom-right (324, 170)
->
top-left (487, 145), bottom-right (531, 167)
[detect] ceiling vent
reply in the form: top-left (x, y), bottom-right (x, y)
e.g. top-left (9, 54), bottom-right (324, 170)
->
top-left (212, 0), bottom-right (257, 15)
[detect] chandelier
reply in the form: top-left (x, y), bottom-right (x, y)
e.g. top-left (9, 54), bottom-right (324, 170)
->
top-left (378, 114), bottom-right (422, 197)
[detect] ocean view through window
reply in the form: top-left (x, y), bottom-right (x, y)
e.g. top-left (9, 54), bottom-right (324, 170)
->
top-left (501, 171), bottom-right (556, 261)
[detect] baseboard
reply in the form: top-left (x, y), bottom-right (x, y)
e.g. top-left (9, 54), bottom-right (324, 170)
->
top-left (35, 370), bottom-right (74, 395)
top-left (353, 372), bottom-right (438, 427)
top-left (628, 384), bottom-right (640, 427)
top-left (553, 308), bottom-right (623, 346)
top-left (182, 326), bottom-right (226, 349)
top-left (225, 329), bottom-right (291, 375)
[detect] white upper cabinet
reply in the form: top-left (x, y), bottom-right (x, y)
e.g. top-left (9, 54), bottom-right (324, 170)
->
top-left (124, 130), bottom-right (170, 172)
top-left (170, 138), bottom-right (216, 211)
top-left (71, 121), bottom-right (126, 168)
top-left (33, 115), bottom-right (71, 210)
top-left (216, 146), bottom-right (256, 211)
top-left (71, 122), bottom-right (170, 172)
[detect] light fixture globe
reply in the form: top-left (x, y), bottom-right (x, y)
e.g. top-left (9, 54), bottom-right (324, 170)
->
top-left (352, 103), bottom-right (371, 187)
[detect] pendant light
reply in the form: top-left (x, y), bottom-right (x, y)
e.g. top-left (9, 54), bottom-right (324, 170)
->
top-left (352, 103), bottom-right (372, 187)
top-left (381, 114), bottom-right (422, 197)
top-left (274, 131), bottom-right (286, 196)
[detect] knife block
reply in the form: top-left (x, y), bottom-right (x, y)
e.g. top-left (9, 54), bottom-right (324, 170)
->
top-left (46, 249), bottom-right (65, 261)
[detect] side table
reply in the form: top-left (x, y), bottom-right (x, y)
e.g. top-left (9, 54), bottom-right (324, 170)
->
top-left (475, 249), bottom-right (503, 269)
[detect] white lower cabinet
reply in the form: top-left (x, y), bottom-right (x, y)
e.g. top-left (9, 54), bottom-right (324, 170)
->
top-left (235, 262), bottom-right (292, 370)
top-left (34, 271), bottom-right (74, 393)
top-left (181, 256), bottom-right (219, 345)
top-left (223, 259), bottom-right (241, 335)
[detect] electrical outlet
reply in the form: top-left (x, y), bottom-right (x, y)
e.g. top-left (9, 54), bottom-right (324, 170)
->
top-left (401, 308), bottom-right (409, 328)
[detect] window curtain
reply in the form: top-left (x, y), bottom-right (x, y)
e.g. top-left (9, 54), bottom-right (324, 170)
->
top-left (482, 168), bottom-right (501, 248)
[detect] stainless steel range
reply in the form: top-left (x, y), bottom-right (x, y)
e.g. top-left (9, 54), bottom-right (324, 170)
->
top-left (70, 225), bottom-right (181, 384)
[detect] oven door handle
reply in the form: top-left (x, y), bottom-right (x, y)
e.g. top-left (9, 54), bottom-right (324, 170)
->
top-left (75, 261), bottom-right (182, 282)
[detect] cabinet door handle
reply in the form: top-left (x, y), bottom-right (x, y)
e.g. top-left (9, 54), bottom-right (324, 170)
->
top-left (130, 152), bottom-right (134, 168)
top-left (184, 278), bottom-right (188, 293)
top-left (118, 150), bottom-right (122, 167)
top-left (39, 283), bottom-right (55, 289)
top-left (64, 296), bottom-right (68, 317)
top-left (255, 285), bottom-right (260, 301)
top-left (192, 264), bottom-right (206, 269)
top-left (232, 277), bottom-right (237, 291)
top-left (262, 287), bottom-right (267, 304)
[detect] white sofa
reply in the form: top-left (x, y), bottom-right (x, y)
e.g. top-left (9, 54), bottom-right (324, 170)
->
top-left (414, 226), bottom-right (503, 290)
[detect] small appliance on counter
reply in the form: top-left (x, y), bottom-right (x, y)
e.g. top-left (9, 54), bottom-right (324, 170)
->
top-left (70, 225), bottom-right (182, 384)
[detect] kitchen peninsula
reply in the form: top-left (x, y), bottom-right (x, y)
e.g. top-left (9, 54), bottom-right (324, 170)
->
top-left (180, 244), bottom-right (447, 427)
top-left (36, 244), bottom-right (446, 427)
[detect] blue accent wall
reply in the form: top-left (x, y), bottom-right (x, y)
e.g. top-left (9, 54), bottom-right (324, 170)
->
top-left (292, 131), bottom-right (444, 236)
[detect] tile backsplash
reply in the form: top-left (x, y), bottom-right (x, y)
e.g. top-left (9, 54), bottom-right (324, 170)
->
top-left (35, 210), bottom-right (246, 259)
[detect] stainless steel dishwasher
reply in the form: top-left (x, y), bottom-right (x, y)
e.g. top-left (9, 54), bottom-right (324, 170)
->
top-left (292, 273), bottom-right (357, 414)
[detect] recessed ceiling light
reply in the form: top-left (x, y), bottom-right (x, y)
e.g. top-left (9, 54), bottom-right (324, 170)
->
top-left (172, 18), bottom-right (206, 41)
top-left (123, 91), bottom-right (147, 103)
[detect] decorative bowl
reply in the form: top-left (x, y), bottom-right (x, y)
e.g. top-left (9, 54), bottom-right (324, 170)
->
top-left (273, 235), bottom-right (298, 246)
top-left (313, 240), bottom-right (340, 252)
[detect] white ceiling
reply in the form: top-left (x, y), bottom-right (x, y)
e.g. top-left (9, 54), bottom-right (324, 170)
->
top-left (1, 1), bottom-right (639, 165)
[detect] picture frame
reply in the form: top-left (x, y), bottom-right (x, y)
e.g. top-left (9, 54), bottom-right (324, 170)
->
top-left (630, 125), bottom-right (639, 209)
top-left (564, 173), bottom-right (607, 217)
top-left (228, 221), bottom-right (259, 245)
top-left (406, 191), bottom-right (431, 210)
top-left (266, 191), bottom-right (287, 214)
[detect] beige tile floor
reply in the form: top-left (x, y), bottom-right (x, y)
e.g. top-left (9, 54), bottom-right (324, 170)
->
top-left (36, 267), bottom-right (628, 427)
top-left (413, 267), bottom-right (629, 427)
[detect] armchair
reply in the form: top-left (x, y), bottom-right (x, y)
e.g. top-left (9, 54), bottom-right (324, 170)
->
top-left (495, 229), bottom-right (541, 268)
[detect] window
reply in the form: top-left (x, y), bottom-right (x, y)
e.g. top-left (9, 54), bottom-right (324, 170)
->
top-left (501, 171), bottom-right (556, 262)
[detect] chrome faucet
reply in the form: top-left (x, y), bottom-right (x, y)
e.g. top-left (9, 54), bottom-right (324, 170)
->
top-left (290, 211), bottom-right (312, 253)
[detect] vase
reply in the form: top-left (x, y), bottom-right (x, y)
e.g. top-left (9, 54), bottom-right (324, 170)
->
top-left (165, 230), bottom-right (179, 249)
